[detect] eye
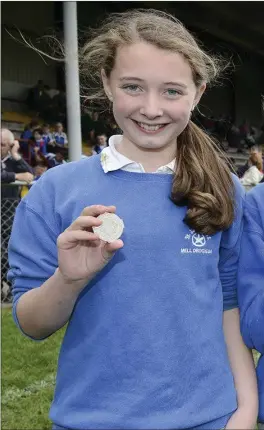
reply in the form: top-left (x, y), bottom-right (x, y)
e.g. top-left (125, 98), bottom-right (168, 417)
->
top-left (122, 84), bottom-right (142, 93)
top-left (165, 89), bottom-right (181, 97)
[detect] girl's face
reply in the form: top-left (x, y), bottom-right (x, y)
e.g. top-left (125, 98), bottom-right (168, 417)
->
top-left (102, 42), bottom-right (205, 152)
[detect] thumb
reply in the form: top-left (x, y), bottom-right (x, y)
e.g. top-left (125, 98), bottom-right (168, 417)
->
top-left (101, 239), bottom-right (124, 262)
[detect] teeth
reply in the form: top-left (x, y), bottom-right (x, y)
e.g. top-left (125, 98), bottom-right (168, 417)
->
top-left (138, 122), bottom-right (165, 131)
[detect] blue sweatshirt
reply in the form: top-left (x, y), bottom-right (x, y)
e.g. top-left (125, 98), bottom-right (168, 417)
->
top-left (8, 155), bottom-right (244, 430)
top-left (237, 183), bottom-right (264, 423)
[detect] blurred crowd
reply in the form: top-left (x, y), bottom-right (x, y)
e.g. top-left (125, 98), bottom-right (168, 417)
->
top-left (192, 112), bottom-right (264, 190)
top-left (1, 102), bottom-right (264, 199)
top-left (0, 105), bottom-right (117, 198)
top-left (193, 112), bottom-right (264, 152)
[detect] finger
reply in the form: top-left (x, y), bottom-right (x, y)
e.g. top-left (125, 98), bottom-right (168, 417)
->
top-left (101, 239), bottom-right (124, 261)
top-left (81, 205), bottom-right (116, 217)
top-left (67, 216), bottom-right (102, 232)
top-left (57, 230), bottom-right (99, 248)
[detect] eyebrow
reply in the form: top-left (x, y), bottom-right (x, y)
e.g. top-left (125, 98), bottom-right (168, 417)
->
top-left (119, 77), bottom-right (187, 89)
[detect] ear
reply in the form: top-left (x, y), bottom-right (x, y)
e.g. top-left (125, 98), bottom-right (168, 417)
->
top-left (101, 69), bottom-right (113, 102)
top-left (194, 82), bottom-right (206, 108)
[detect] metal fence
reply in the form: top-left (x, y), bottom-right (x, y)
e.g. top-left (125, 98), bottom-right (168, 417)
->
top-left (1, 182), bottom-right (31, 303)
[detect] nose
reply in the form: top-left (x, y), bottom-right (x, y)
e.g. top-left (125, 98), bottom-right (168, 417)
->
top-left (139, 93), bottom-right (163, 119)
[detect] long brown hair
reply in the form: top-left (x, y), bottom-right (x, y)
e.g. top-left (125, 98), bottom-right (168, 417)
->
top-left (172, 122), bottom-right (234, 235)
top-left (80, 9), bottom-right (235, 235)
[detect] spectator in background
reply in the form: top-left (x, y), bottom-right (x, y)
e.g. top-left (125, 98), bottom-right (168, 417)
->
top-left (42, 124), bottom-right (55, 152)
top-left (20, 159), bottom-right (49, 199)
top-left (32, 129), bottom-right (48, 156)
top-left (47, 151), bottom-right (67, 169)
top-left (52, 123), bottom-right (68, 148)
top-left (20, 120), bottom-right (39, 141)
top-left (20, 120), bottom-right (39, 159)
top-left (29, 129), bottom-right (49, 168)
top-left (237, 145), bottom-right (263, 178)
top-left (33, 162), bottom-right (48, 182)
top-left (240, 152), bottom-right (263, 191)
top-left (26, 80), bottom-right (45, 112)
top-left (92, 133), bottom-right (108, 155)
top-left (1, 129), bottom-right (34, 198)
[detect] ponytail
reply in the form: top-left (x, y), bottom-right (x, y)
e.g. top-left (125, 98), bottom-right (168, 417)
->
top-left (171, 121), bottom-right (235, 235)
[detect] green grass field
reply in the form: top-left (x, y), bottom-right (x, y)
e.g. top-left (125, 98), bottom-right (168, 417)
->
top-left (2, 308), bottom-right (65, 430)
top-left (1, 307), bottom-right (261, 430)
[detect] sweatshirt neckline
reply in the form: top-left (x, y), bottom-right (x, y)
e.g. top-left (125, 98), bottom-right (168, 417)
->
top-left (93, 154), bottom-right (173, 183)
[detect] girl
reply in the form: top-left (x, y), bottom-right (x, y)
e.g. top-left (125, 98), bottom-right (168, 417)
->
top-left (32, 128), bottom-right (48, 157)
top-left (8, 9), bottom-right (257, 430)
top-left (237, 183), bottom-right (264, 428)
top-left (52, 122), bottom-right (68, 148)
top-left (42, 123), bottom-right (56, 151)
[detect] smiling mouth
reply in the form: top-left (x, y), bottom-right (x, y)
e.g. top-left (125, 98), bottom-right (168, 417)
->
top-left (132, 120), bottom-right (169, 133)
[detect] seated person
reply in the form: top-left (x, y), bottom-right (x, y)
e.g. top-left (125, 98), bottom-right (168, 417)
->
top-left (32, 129), bottom-right (48, 157)
top-left (52, 122), bottom-right (68, 147)
top-left (240, 152), bottom-right (263, 191)
top-left (46, 151), bottom-right (67, 168)
top-left (19, 121), bottom-right (39, 158)
top-left (33, 162), bottom-right (48, 182)
top-left (237, 145), bottom-right (263, 178)
top-left (42, 124), bottom-right (55, 148)
top-left (1, 129), bottom-right (34, 198)
top-left (20, 161), bottom-right (49, 198)
top-left (92, 133), bottom-right (108, 155)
